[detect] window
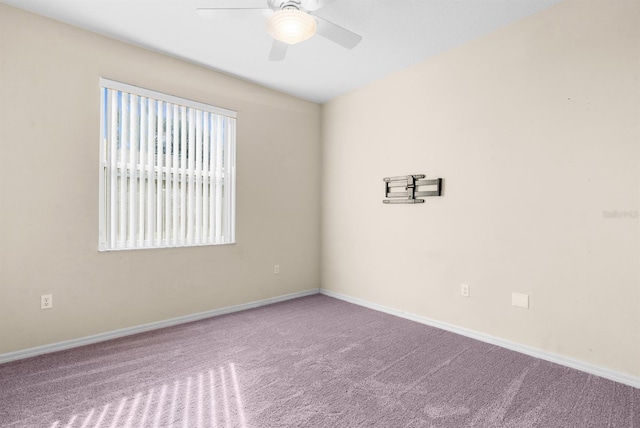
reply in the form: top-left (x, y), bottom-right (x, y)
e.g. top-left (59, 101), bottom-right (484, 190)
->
top-left (99, 78), bottom-right (236, 251)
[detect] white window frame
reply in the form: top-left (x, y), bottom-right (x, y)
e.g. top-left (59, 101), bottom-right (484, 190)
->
top-left (99, 78), bottom-right (236, 251)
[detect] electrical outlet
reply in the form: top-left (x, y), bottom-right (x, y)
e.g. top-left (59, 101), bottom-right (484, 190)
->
top-left (461, 283), bottom-right (470, 297)
top-left (274, 264), bottom-right (280, 274)
top-left (41, 294), bottom-right (53, 309)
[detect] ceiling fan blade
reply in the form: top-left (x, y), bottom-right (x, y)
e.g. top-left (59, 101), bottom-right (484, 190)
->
top-left (313, 15), bottom-right (362, 49)
top-left (196, 0), bottom-right (268, 9)
top-left (303, 0), bottom-right (337, 12)
top-left (196, 7), bottom-right (268, 21)
top-left (268, 40), bottom-right (288, 61)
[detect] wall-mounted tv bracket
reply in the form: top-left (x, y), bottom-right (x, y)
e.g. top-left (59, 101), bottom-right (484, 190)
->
top-left (383, 174), bottom-right (443, 204)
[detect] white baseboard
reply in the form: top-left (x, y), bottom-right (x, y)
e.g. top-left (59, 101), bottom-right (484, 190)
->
top-left (0, 288), bottom-right (320, 364)
top-left (320, 289), bottom-right (640, 389)
top-left (3, 287), bottom-right (637, 389)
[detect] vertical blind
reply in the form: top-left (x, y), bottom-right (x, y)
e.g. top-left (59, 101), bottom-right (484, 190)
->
top-left (99, 78), bottom-right (236, 251)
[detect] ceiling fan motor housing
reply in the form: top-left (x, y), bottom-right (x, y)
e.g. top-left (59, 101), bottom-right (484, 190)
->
top-left (268, 0), bottom-right (304, 12)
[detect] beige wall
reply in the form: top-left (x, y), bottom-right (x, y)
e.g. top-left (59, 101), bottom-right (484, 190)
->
top-left (322, 0), bottom-right (640, 376)
top-left (0, 4), bottom-right (321, 354)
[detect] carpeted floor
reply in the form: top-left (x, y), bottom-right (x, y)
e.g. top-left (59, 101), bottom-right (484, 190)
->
top-left (0, 294), bottom-right (638, 427)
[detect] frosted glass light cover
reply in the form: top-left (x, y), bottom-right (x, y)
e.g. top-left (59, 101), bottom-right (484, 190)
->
top-left (267, 9), bottom-right (317, 45)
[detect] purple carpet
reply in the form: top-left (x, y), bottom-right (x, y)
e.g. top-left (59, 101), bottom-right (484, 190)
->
top-left (0, 295), bottom-right (638, 427)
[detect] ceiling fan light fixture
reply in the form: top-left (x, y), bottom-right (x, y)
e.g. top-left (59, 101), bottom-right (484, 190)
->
top-left (267, 9), bottom-right (317, 45)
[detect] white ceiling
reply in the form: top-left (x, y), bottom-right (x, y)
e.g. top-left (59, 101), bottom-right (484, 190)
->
top-left (1, 0), bottom-right (563, 103)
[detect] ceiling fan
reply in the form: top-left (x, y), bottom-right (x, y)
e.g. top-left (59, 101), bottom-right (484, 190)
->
top-left (197, 0), bottom-right (362, 61)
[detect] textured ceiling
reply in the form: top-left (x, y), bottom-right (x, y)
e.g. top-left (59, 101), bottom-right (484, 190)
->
top-left (1, 0), bottom-right (563, 103)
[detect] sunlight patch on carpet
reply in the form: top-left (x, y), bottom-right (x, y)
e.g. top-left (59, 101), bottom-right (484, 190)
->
top-left (47, 363), bottom-right (246, 428)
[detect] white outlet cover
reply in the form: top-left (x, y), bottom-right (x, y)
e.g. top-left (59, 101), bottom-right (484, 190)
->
top-left (41, 294), bottom-right (53, 309)
top-left (512, 292), bottom-right (529, 309)
top-left (461, 283), bottom-right (470, 297)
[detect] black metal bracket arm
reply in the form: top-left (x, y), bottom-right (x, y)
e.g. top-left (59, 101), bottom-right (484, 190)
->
top-left (383, 174), bottom-right (443, 204)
